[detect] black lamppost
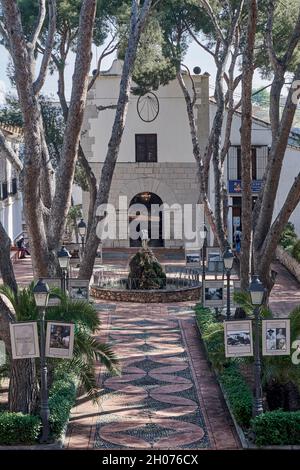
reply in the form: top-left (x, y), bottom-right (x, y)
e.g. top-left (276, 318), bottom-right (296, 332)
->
top-left (223, 246), bottom-right (234, 320)
top-left (78, 218), bottom-right (87, 255)
top-left (57, 246), bottom-right (71, 293)
top-left (33, 279), bottom-right (50, 443)
top-left (249, 274), bottom-right (265, 417)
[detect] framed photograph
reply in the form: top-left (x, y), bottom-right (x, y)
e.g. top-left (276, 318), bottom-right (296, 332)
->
top-left (262, 319), bottom-right (291, 356)
top-left (203, 280), bottom-right (224, 307)
top-left (206, 247), bottom-right (223, 273)
top-left (69, 279), bottom-right (90, 301)
top-left (185, 251), bottom-right (201, 266)
top-left (10, 322), bottom-right (40, 359)
top-left (224, 320), bottom-right (253, 358)
top-left (207, 247), bottom-right (222, 262)
top-left (46, 322), bottom-right (75, 359)
top-left (41, 278), bottom-right (61, 306)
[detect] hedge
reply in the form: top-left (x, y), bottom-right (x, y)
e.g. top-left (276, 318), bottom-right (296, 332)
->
top-left (251, 410), bottom-right (300, 446)
top-left (49, 374), bottom-right (77, 438)
top-left (195, 305), bottom-right (253, 428)
top-left (0, 412), bottom-right (41, 445)
top-left (219, 364), bottom-right (253, 428)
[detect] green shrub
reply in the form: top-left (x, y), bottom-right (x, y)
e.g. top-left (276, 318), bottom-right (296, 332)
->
top-left (219, 364), bottom-right (253, 428)
top-left (49, 375), bottom-right (77, 438)
top-left (292, 240), bottom-right (300, 263)
top-left (280, 222), bottom-right (297, 250)
top-left (195, 305), bottom-right (230, 370)
top-left (195, 305), bottom-right (253, 427)
top-left (0, 412), bottom-right (41, 445)
top-left (251, 410), bottom-right (300, 446)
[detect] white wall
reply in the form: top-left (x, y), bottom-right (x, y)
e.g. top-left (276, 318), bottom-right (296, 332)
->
top-left (209, 102), bottom-right (272, 147)
top-left (0, 194), bottom-right (22, 242)
top-left (72, 184), bottom-right (82, 206)
top-left (275, 147), bottom-right (300, 234)
top-left (86, 67), bottom-right (206, 164)
top-left (0, 138), bottom-right (23, 243)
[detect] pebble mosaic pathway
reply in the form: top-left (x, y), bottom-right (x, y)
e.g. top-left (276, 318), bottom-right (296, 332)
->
top-left (64, 302), bottom-right (240, 450)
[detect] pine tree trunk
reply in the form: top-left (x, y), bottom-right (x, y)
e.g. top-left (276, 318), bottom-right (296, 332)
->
top-left (240, 0), bottom-right (257, 289)
top-left (79, 0), bottom-right (153, 280)
top-left (8, 359), bottom-right (38, 414)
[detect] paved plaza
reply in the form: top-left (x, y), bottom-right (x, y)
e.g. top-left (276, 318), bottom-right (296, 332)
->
top-left (64, 302), bottom-right (240, 450)
top-left (2, 250), bottom-right (300, 449)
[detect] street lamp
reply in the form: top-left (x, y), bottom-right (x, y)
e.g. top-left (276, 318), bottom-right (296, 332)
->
top-left (249, 274), bottom-right (265, 417)
top-left (78, 218), bottom-right (87, 254)
top-left (223, 246), bottom-right (234, 320)
top-left (33, 279), bottom-right (50, 443)
top-left (57, 246), bottom-right (71, 293)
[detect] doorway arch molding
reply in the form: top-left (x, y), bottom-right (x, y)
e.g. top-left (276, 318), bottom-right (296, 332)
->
top-left (110, 177), bottom-right (178, 208)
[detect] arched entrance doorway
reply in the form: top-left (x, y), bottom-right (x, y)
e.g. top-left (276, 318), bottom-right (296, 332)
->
top-left (129, 192), bottom-right (164, 247)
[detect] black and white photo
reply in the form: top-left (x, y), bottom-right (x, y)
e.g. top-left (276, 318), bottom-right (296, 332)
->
top-left (206, 248), bottom-right (223, 273)
top-left (262, 320), bottom-right (290, 356)
top-left (69, 279), bottom-right (90, 301)
top-left (185, 252), bottom-right (201, 266)
top-left (45, 322), bottom-right (75, 359)
top-left (224, 320), bottom-right (253, 357)
top-left (203, 281), bottom-right (224, 307)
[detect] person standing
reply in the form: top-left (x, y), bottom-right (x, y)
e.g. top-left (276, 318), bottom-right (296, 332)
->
top-left (234, 227), bottom-right (242, 254)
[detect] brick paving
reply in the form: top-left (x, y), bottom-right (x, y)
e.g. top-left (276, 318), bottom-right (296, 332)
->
top-left (65, 302), bottom-right (240, 450)
top-left (269, 261), bottom-right (300, 317)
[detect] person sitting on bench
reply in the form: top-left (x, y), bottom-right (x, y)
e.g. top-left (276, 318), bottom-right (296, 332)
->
top-left (17, 237), bottom-right (30, 259)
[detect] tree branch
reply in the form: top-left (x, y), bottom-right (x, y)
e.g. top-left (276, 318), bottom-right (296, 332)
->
top-left (199, 0), bottom-right (225, 44)
top-left (0, 19), bottom-right (9, 49)
top-left (282, 8), bottom-right (300, 66)
top-left (240, 0), bottom-right (257, 288)
top-left (265, 0), bottom-right (280, 70)
top-left (184, 21), bottom-right (215, 58)
top-left (176, 69), bottom-right (222, 247)
top-left (259, 171), bottom-right (300, 275)
top-left (79, 0), bottom-right (154, 280)
top-left (253, 62), bottom-right (300, 252)
top-left (96, 105), bottom-right (118, 112)
top-left (28, 0), bottom-right (46, 50)
top-left (0, 129), bottom-right (23, 173)
top-left (33, 0), bottom-right (57, 95)
top-left (88, 34), bottom-right (119, 91)
top-left (48, 0), bottom-right (97, 248)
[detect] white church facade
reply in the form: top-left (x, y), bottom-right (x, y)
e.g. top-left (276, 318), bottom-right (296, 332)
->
top-left (81, 59), bottom-right (300, 248)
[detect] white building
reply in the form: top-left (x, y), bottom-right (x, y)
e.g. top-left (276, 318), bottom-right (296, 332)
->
top-left (81, 59), bottom-right (300, 247)
top-left (209, 102), bottom-right (300, 243)
top-left (0, 122), bottom-right (23, 243)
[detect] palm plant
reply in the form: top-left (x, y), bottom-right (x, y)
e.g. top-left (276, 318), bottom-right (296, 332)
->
top-left (0, 283), bottom-right (119, 402)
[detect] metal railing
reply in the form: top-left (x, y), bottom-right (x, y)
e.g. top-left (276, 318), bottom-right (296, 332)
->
top-left (93, 265), bottom-right (201, 291)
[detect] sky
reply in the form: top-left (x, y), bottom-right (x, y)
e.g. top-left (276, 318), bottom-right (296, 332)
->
top-left (0, 39), bottom-right (271, 105)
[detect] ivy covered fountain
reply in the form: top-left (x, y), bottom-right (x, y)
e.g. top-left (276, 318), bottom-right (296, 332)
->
top-left (128, 247), bottom-right (167, 290)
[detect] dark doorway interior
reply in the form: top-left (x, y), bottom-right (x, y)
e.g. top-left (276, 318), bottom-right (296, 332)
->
top-left (129, 192), bottom-right (164, 247)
